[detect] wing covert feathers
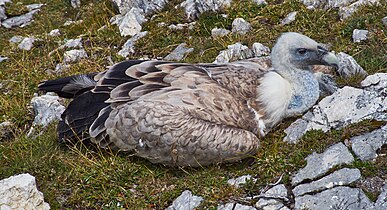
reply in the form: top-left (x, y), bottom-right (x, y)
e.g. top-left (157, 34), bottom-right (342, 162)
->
top-left (40, 59), bottom-right (268, 166)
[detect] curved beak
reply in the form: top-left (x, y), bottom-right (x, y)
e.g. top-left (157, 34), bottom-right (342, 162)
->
top-left (321, 52), bottom-right (339, 69)
top-left (318, 46), bottom-right (339, 69)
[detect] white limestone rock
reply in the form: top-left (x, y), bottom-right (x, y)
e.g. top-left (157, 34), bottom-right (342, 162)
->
top-left (375, 184), bottom-right (387, 209)
top-left (339, 0), bottom-right (380, 20)
top-left (299, 0), bottom-right (325, 9)
top-left (1, 9), bottom-right (40, 28)
top-left (382, 16), bottom-right (387, 26)
top-left (31, 93), bottom-right (65, 127)
top-left (227, 175), bottom-right (255, 188)
top-left (54, 63), bottom-right (71, 74)
top-left (0, 55), bottom-right (8, 63)
top-left (48, 29), bottom-right (61, 37)
top-left (71, 0), bottom-right (81, 8)
top-left (252, 42), bottom-right (270, 57)
top-left (232, 18), bottom-right (251, 35)
top-left (211, 27), bottom-right (230, 38)
top-left (179, 0), bottom-right (232, 20)
top-left (60, 38), bottom-right (83, 49)
top-left (255, 184), bottom-right (289, 210)
top-left (218, 203), bottom-right (257, 210)
top-left (9, 35), bottom-right (24, 43)
top-left (280, 11), bottom-right (297, 25)
top-left (214, 43), bottom-right (254, 63)
top-left (26, 3), bottom-right (45, 11)
top-left (350, 125), bottom-right (387, 161)
top-left (292, 143), bottom-right (354, 186)
top-left (111, 0), bottom-right (168, 16)
top-left (63, 49), bottom-right (88, 63)
top-left (165, 190), bottom-right (203, 210)
top-left (118, 31), bottom-right (148, 57)
top-left (164, 43), bottom-right (194, 61)
top-left (352, 29), bottom-right (368, 42)
top-left (111, 7), bottom-right (147, 37)
top-left (256, 199), bottom-right (288, 210)
top-left (294, 186), bottom-right (374, 210)
top-left (293, 168), bottom-right (361, 196)
top-left (63, 19), bottom-right (83, 26)
top-left (253, 0), bottom-right (267, 6)
top-left (283, 73), bottom-right (387, 143)
top-left (0, 0), bottom-right (11, 6)
top-left (18, 37), bottom-right (36, 51)
top-left (168, 22), bottom-right (196, 30)
top-left (326, 0), bottom-right (357, 8)
top-left (0, 174), bottom-right (50, 210)
top-left (0, 6), bottom-right (6, 21)
top-left (336, 52), bottom-right (367, 78)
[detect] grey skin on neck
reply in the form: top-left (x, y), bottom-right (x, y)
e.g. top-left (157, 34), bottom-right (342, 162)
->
top-left (270, 33), bottom-right (321, 117)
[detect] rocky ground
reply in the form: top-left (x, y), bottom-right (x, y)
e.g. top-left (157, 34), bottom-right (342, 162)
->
top-left (0, 0), bottom-right (386, 209)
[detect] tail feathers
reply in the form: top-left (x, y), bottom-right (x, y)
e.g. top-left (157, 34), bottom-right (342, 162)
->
top-left (57, 91), bottom-right (110, 142)
top-left (38, 73), bottom-right (97, 98)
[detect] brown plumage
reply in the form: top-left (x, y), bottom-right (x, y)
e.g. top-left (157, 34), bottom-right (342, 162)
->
top-left (38, 32), bottom-right (339, 166)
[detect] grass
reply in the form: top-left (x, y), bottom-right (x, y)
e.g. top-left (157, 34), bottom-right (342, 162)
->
top-left (0, 0), bottom-right (386, 209)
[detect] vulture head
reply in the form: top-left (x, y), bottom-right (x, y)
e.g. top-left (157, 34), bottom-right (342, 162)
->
top-left (271, 32), bottom-right (339, 74)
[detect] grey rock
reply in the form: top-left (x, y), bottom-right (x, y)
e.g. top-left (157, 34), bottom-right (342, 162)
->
top-left (118, 31), bottom-right (148, 57)
top-left (211, 27), bottom-right (230, 38)
top-left (256, 199), bottom-right (287, 210)
top-left (214, 43), bottom-right (254, 63)
top-left (111, 7), bottom-right (146, 37)
top-left (0, 0), bottom-right (11, 6)
top-left (350, 125), bottom-right (387, 161)
top-left (339, 0), bottom-right (380, 20)
top-left (280, 11), bottom-right (297, 25)
top-left (112, 0), bottom-right (168, 16)
top-left (375, 184), bottom-right (387, 209)
top-left (54, 63), bottom-right (71, 74)
top-left (179, 0), bottom-right (232, 20)
top-left (9, 35), bottom-right (24, 43)
top-left (294, 186), bottom-right (374, 210)
top-left (1, 9), bottom-right (40, 28)
top-left (292, 143), bottom-right (354, 186)
top-left (71, 0), bottom-right (81, 8)
top-left (18, 37), bottom-right (35, 51)
top-left (353, 29), bottom-right (368, 42)
top-left (165, 190), bottom-right (203, 210)
top-left (382, 16), bottom-right (387, 26)
top-left (283, 118), bottom-right (309, 144)
top-left (337, 52), bottom-right (367, 78)
top-left (361, 72), bottom-right (387, 91)
top-left (299, 0), bottom-right (325, 9)
top-left (31, 93), bottom-right (66, 127)
top-left (218, 203), bottom-right (257, 210)
top-left (0, 173), bottom-right (50, 210)
top-left (227, 175), bottom-right (255, 188)
top-left (61, 38), bottom-right (83, 49)
top-left (315, 72), bottom-right (338, 96)
top-left (26, 3), bottom-right (45, 11)
top-left (326, 0), bottom-right (357, 8)
top-left (232, 18), bottom-right (251, 35)
top-left (0, 121), bottom-right (12, 140)
top-left (283, 73), bottom-right (387, 143)
top-left (48, 29), bottom-right (61, 37)
top-left (293, 168), bottom-right (361, 196)
top-left (252, 42), bottom-right (270, 57)
top-left (252, 0), bottom-right (267, 5)
top-left (164, 43), bottom-right (194, 61)
top-left (260, 184), bottom-right (289, 201)
top-left (168, 22), bottom-right (196, 30)
top-left (0, 6), bottom-right (6, 21)
top-left (63, 19), bottom-right (83, 26)
top-left (63, 49), bottom-right (88, 63)
top-left (0, 55), bottom-right (8, 63)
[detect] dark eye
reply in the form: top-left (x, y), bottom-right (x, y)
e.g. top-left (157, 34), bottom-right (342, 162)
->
top-left (297, 48), bottom-right (307, 55)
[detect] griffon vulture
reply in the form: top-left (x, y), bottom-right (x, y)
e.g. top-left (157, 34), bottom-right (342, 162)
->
top-left (38, 32), bottom-right (339, 166)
